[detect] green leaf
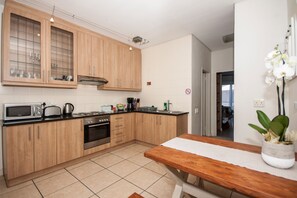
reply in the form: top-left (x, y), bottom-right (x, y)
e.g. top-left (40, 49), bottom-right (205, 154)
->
top-left (269, 121), bottom-right (284, 136)
top-left (248, 123), bottom-right (267, 134)
top-left (272, 115), bottom-right (289, 128)
top-left (256, 110), bottom-right (271, 130)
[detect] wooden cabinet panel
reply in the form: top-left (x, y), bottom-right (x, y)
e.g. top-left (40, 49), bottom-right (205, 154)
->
top-left (78, 31), bottom-right (92, 76)
top-left (78, 31), bottom-right (104, 78)
top-left (131, 49), bottom-right (142, 89)
top-left (4, 125), bottom-right (34, 179)
top-left (124, 113), bottom-right (135, 142)
top-left (154, 115), bottom-right (177, 145)
top-left (142, 114), bottom-right (155, 144)
top-left (34, 122), bottom-right (56, 171)
top-left (135, 113), bottom-right (144, 141)
top-left (103, 39), bottom-right (119, 88)
top-left (92, 36), bottom-right (104, 77)
top-left (56, 119), bottom-right (83, 164)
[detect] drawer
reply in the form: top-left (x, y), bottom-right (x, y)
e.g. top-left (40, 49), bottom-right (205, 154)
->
top-left (111, 121), bottom-right (124, 130)
top-left (111, 128), bottom-right (124, 138)
top-left (111, 115), bottom-right (125, 122)
top-left (111, 135), bottom-right (126, 146)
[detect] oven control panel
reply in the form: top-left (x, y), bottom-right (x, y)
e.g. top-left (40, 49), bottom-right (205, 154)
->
top-left (84, 115), bottom-right (110, 125)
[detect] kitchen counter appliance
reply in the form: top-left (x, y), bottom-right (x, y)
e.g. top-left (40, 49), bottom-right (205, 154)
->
top-left (63, 103), bottom-right (74, 115)
top-left (3, 103), bottom-right (42, 121)
top-left (43, 105), bottom-right (61, 117)
top-left (83, 115), bottom-right (110, 150)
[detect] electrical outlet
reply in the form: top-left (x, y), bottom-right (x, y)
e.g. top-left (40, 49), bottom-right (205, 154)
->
top-left (194, 107), bottom-right (199, 114)
top-left (254, 99), bottom-right (265, 108)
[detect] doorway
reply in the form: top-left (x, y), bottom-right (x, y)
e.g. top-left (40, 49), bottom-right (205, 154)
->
top-left (216, 71), bottom-right (234, 140)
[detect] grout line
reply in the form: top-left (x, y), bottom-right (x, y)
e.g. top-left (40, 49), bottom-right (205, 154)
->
top-left (33, 169), bottom-right (67, 183)
top-left (65, 168), bottom-right (99, 196)
top-left (143, 190), bottom-right (157, 198)
top-left (32, 179), bottom-right (44, 198)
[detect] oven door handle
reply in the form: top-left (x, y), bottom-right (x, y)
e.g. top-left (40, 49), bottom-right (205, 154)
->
top-left (87, 123), bottom-right (109, 128)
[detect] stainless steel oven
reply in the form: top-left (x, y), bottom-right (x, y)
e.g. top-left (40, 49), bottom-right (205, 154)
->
top-left (83, 115), bottom-right (110, 150)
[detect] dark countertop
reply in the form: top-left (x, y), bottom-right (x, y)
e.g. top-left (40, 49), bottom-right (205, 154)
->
top-left (2, 110), bottom-right (189, 127)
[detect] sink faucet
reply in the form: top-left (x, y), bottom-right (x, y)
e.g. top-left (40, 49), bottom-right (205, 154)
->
top-left (167, 100), bottom-right (172, 111)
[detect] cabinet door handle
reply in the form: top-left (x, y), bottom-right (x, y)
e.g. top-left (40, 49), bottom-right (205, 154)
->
top-left (115, 124), bottom-right (123, 128)
top-left (115, 132), bottom-right (123, 136)
top-left (38, 126), bottom-right (40, 139)
top-left (116, 139), bottom-right (123, 144)
top-left (28, 127), bottom-right (31, 141)
top-left (115, 117), bottom-right (123, 120)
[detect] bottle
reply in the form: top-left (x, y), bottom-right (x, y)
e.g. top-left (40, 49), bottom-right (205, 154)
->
top-left (164, 102), bottom-right (168, 111)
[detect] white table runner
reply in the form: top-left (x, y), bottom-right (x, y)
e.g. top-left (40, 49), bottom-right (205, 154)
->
top-left (162, 137), bottom-right (297, 181)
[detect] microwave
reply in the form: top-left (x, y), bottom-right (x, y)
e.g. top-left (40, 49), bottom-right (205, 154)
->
top-left (3, 103), bottom-right (43, 121)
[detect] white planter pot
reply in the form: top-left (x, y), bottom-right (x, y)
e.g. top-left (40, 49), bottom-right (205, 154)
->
top-left (261, 140), bottom-right (295, 169)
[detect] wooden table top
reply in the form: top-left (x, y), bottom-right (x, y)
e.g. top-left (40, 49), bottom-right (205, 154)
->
top-left (144, 134), bottom-right (297, 198)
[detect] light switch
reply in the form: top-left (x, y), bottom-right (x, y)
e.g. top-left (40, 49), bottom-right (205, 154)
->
top-left (254, 99), bottom-right (265, 108)
top-left (195, 107), bottom-right (199, 114)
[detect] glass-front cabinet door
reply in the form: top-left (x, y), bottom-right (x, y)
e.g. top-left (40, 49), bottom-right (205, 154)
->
top-left (47, 22), bottom-right (77, 86)
top-left (2, 8), bottom-right (46, 84)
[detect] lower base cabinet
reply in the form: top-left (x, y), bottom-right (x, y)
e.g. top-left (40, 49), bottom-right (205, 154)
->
top-left (135, 113), bottom-right (188, 145)
top-left (56, 119), bottom-right (84, 164)
top-left (3, 119), bottom-right (83, 180)
top-left (3, 122), bottom-right (57, 179)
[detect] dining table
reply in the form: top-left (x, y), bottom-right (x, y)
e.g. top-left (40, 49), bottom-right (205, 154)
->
top-left (144, 134), bottom-right (297, 198)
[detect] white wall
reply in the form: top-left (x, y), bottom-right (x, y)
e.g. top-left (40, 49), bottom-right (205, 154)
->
top-left (191, 36), bottom-right (211, 135)
top-left (287, 0), bottom-right (297, 20)
top-left (234, 0), bottom-right (288, 146)
top-left (140, 35), bottom-right (192, 132)
top-left (210, 48), bottom-right (234, 135)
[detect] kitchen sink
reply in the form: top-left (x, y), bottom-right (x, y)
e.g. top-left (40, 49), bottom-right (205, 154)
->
top-left (156, 110), bottom-right (183, 114)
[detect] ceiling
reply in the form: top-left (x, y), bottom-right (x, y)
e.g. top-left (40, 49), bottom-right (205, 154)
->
top-left (14, 0), bottom-right (240, 51)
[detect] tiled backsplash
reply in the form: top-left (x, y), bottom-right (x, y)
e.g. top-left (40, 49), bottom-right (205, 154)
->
top-left (0, 84), bottom-right (139, 119)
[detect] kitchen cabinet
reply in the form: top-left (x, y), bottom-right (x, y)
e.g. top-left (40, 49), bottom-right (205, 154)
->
top-left (2, 1), bottom-right (77, 88)
top-left (99, 39), bottom-right (142, 91)
top-left (3, 124), bottom-right (34, 179)
top-left (3, 122), bottom-right (56, 179)
top-left (56, 119), bottom-right (84, 164)
top-left (135, 113), bottom-right (155, 144)
top-left (110, 113), bottom-right (135, 146)
top-left (78, 30), bottom-right (104, 77)
top-left (135, 113), bottom-right (188, 145)
top-left (34, 122), bottom-right (57, 171)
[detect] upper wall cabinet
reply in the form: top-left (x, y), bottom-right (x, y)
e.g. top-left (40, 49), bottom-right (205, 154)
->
top-left (2, 2), bottom-right (77, 88)
top-left (46, 21), bottom-right (77, 86)
top-left (77, 30), bottom-right (104, 78)
top-left (99, 39), bottom-right (142, 91)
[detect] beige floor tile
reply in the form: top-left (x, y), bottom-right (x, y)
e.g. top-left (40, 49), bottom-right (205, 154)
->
top-left (45, 182), bottom-right (94, 198)
top-left (81, 169), bottom-right (120, 193)
top-left (146, 176), bottom-right (176, 198)
top-left (108, 160), bottom-right (140, 177)
top-left (125, 168), bottom-right (162, 190)
top-left (129, 144), bottom-right (153, 153)
top-left (0, 184), bottom-right (41, 198)
top-left (35, 172), bottom-right (77, 196)
top-left (89, 195), bottom-right (99, 198)
top-left (68, 161), bottom-right (104, 180)
top-left (141, 191), bottom-right (157, 198)
top-left (0, 176), bottom-right (33, 195)
top-left (91, 153), bottom-right (112, 161)
top-left (203, 181), bottom-right (232, 198)
top-left (111, 148), bottom-right (140, 159)
top-left (33, 169), bottom-right (67, 183)
top-left (92, 154), bottom-right (124, 168)
top-left (66, 160), bottom-right (91, 171)
top-left (127, 153), bottom-right (152, 166)
top-left (97, 179), bottom-right (142, 198)
top-left (144, 161), bottom-right (167, 175)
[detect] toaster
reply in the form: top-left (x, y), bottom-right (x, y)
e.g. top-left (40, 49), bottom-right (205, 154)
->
top-left (43, 105), bottom-right (61, 117)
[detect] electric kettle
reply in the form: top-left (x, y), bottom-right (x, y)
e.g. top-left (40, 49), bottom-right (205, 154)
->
top-left (63, 103), bottom-right (74, 115)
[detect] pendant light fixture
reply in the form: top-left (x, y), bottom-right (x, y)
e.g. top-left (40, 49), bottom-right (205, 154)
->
top-left (50, 5), bottom-right (55, 23)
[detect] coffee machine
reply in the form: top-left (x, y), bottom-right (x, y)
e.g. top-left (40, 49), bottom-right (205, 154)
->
top-left (127, 97), bottom-right (134, 111)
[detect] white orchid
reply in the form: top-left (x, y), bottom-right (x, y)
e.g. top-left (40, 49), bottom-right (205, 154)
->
top-left (265, 46), bottom-right (296, 84)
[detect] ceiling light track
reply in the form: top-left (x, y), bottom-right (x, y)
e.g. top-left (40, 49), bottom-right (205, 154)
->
top-left (15, 0), bottom-right (149, 48)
